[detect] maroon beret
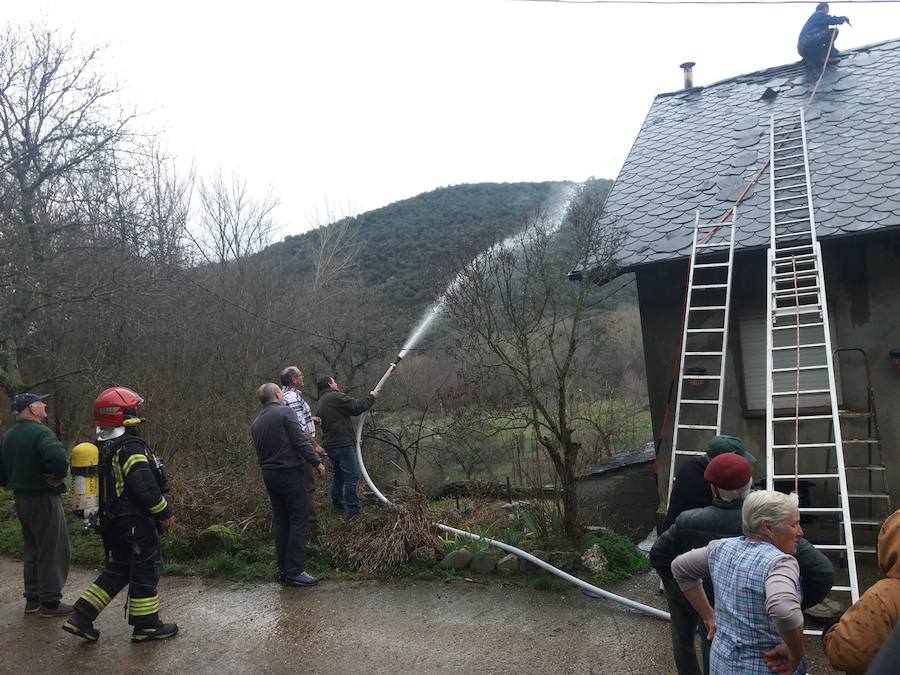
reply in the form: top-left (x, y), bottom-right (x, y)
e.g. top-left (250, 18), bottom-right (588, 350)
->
top-left (704, 453), bottom-right (752, 490)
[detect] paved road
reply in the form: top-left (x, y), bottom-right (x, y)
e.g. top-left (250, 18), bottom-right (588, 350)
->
top-left (0, 558), bottom-right (833, 674)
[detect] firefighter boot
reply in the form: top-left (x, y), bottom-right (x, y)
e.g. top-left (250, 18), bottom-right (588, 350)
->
top-left (62, 611), bottom-right (100, 642)
top-left (132, 620), bottom-right (179, 642)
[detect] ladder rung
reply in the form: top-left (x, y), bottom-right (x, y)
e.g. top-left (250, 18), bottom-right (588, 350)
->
top-left (774, 182), bottom-right (806, 192)
top-left (693, 262), bottom-right (729, 269)
top-left (681, 375), bottom-right (721, 380)
top-left (691, 284), bottom-right (728, 290)
top-left (772, 414), bottom-right (832, 421)
top-left (774, 272), bottom-right (817, 280)
top-left (774, 218), bottom-right (812, 228)
top-left (771, 365), bottom-right (827, 373)
top-left (686, 328), bottom-right (725, 333)
top-left (813, 544), bottom-right (849, 551)
top-left (679, 399), bottom-right (719, 405)
top-left (774, 244), bottom-right (814, 254)
top-left (775, 172), bottom-right (806, 182)
top-left (829, 586), bottom-right (854, 592)
top-left (804, 629), bottom-right (823, 637)
top-left (775, 152), bottom-right (804, 162)
top-left (856, 546), bottom-right (877, 554)
top-left (678, 424), bottom-right (718, 430)
top-left (684, 351), bottom-right (724, 356)
top-left (839, 410), bottom-right (874, 418)
top-left (774, 206), bottom-right (809, 215)
top-left (773, 473), bottom-right (839, 480)
top-left (848, 492), bottom-right (891, 499)
top-left (772, 320), bottom-right (824, 330)
top-left (845, 465), bottom-right (885, 471)
top-left (689, 306), bottom-right (727, 311)
top-left (773, 289), bottom-right (818, 298)
top-left (843, 439), bottom-right (879, 444)
top-left (773, 192), bottom-right (805, 204)
top-left (674, 450), bottom-right (708, 456)
top-left (772, 343), bottom-right (826, 351)
top-left (851, 519), bottom-right (884, 526)
top-left (774, 253), bottom-right (815, 264)
top-left (773, 442), bottom-right (836, 449)
top-left (772, 388), bottom-right (830, 396)
top-left (774, 162), bottom-right (805, 172)
top-left (799, 507), bottom-right (842, 512)
top-left (696, 242), bottom-right (730, 249)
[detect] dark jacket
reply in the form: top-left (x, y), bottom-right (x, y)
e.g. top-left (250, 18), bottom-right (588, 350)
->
top-left (0, 420), bottom-right (68, 494)
top-left (663, 456), bottom-right (712, 531)
top-left (103, 432), bottom-right (173, 522)
top-left (798, 10), bottom-right (847, 43)
top-left (316, 389), bottom-right (375, 450)
top-left (250, 401), bottom-right (320, 471)
top-left (651, 497), bottom-right (834, 609)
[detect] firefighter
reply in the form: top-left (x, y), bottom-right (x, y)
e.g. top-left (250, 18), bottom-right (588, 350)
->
top-left (62, 387), bottom-right (178, 642)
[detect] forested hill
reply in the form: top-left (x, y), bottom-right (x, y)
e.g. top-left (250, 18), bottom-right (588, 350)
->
top-left (270, 180), bottom-right (612, 309)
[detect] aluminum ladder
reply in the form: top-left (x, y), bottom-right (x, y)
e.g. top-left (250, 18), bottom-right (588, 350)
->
top-left (830, 348), bottom-right (893, 558)
top-left (765, 109), bottom-right (859, 606)
top-left (667, 210), bottom-right (736, 501)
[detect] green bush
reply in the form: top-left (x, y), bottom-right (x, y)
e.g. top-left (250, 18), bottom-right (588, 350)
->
top-left (581, 531), bottom-right (650, 583)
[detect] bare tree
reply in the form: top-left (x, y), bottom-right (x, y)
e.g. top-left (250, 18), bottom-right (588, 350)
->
top-left (0, 24), bottom-right (135, 396)
top-left (306, 202), bottom-right (360, 294)
top-left (443, 186), bottom-right (623, 538)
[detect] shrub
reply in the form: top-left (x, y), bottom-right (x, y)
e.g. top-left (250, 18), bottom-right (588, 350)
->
top-left (581, 530), bottom-right (650, 583)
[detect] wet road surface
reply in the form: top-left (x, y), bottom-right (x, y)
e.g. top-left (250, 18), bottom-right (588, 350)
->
top-left (0, 558), bottom-right (832, 674)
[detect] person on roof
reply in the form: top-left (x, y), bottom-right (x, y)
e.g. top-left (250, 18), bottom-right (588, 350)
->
top-left (797, 3), bottom-right (850, 67)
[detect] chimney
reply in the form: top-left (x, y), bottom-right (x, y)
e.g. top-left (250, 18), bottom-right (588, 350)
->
top-left (679, 61), bottom-right (696, 89)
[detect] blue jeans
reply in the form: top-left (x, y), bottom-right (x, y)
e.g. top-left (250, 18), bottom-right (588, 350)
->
top-left (327, 446), bottom-right (360, 515)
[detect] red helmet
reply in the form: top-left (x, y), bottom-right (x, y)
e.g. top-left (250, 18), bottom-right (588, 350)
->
top-left (93, 387), bottom-right (144, 427)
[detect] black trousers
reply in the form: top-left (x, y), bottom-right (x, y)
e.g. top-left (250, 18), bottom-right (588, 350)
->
top-left (660, 573), bottom-right (703, 675)
top-left (262, 467), bottom-right (309, 576)
top-left (73, 517), bottom-right (162, 627)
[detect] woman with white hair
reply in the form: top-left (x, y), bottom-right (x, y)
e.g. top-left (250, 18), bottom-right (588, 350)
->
top-left (670, 490), bottom-right (806, 675)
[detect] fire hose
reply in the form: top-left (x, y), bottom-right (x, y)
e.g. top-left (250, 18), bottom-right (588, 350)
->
top-left (353, 350), bottom-right (670, 622)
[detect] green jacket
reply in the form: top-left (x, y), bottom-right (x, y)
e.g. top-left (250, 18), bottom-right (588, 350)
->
top-left (316, 389), bottom-right (375, 450)
top-left (0, 420), bottom-right (69, 494)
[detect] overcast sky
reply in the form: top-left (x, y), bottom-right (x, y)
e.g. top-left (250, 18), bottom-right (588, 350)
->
top-left (9, 0), bottom-right (899, 237)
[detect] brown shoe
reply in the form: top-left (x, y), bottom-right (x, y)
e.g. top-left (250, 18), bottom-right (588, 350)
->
top-left (39, 602), bottom-right (74, 618)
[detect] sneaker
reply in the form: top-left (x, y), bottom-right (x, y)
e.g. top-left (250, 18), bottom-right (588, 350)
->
top-left (132, 622), bottom-right (179, 642)
top-left (282, 572), bottom-right (319, 587)
top-left (39, 601), bottom-right (74, 618)
top-left (62, 614), bottom-right (100, 642)
top-left (24, 599), bottom-right (41, 614)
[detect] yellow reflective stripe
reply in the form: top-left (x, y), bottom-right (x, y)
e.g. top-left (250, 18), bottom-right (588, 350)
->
top-left (121, 453), bottom-right (149, 476)
top-left (87, 583), bottom-right (111, 605)
top-left (112, 451), bottom-right (125, 497)
top-left (128, 595), bottom-right (159, 606)
top-left (148, 497), bottom-right (168, 514)
top-left (128, 596), bottom-right (160, 616)
top-left (80, 592), bottom-right (104, 612)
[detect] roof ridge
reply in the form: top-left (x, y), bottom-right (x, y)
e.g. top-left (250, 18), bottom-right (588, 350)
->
top-left (657, 36), bottom-right (900, 99)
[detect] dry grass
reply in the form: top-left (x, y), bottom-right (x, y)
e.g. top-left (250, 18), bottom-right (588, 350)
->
top-left (322, 487), bottom-right (443, 572)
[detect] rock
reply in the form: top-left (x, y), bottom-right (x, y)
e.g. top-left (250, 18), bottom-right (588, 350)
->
top-left (522, 549), bottom-right (549, 572)
top-left (804, 597), bottom-right (847, 621)
top-left (439, 549), bottom-right (473, 570)
top-left (470, 550), bottom-right (498, 574)
top-left (496, 554), bottom-right (520, 576)
top-left (410, 547), bottom-right (437, 566)
top-left (501, 500), bottom-right (533, 513)
top-left (581, 544), bottom-right (608, 576)
top-left (194, 524), bottom-right (238, 557)
top-left (547, 551), bottom-right (579, 571)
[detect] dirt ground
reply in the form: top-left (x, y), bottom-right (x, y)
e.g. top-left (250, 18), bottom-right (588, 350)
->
top-left (0, 557), bottom-right (835, 674)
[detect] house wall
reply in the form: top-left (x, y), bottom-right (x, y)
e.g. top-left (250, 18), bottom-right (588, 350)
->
top-left (637, 230), bottom-right (900, 511)
top-left (576, 463), bottom-right (658, 541)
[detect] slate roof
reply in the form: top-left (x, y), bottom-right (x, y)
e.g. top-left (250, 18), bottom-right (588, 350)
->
top-left (584, 38), bottom-right (900, 271)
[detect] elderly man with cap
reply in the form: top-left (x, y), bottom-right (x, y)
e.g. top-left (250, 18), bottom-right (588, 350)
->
top-left (651, 453), bottom-right (833, 675)
top-left (0, 393), bottom-right (72, 617)
top-left (662, 435), bottom-right (756, 532)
